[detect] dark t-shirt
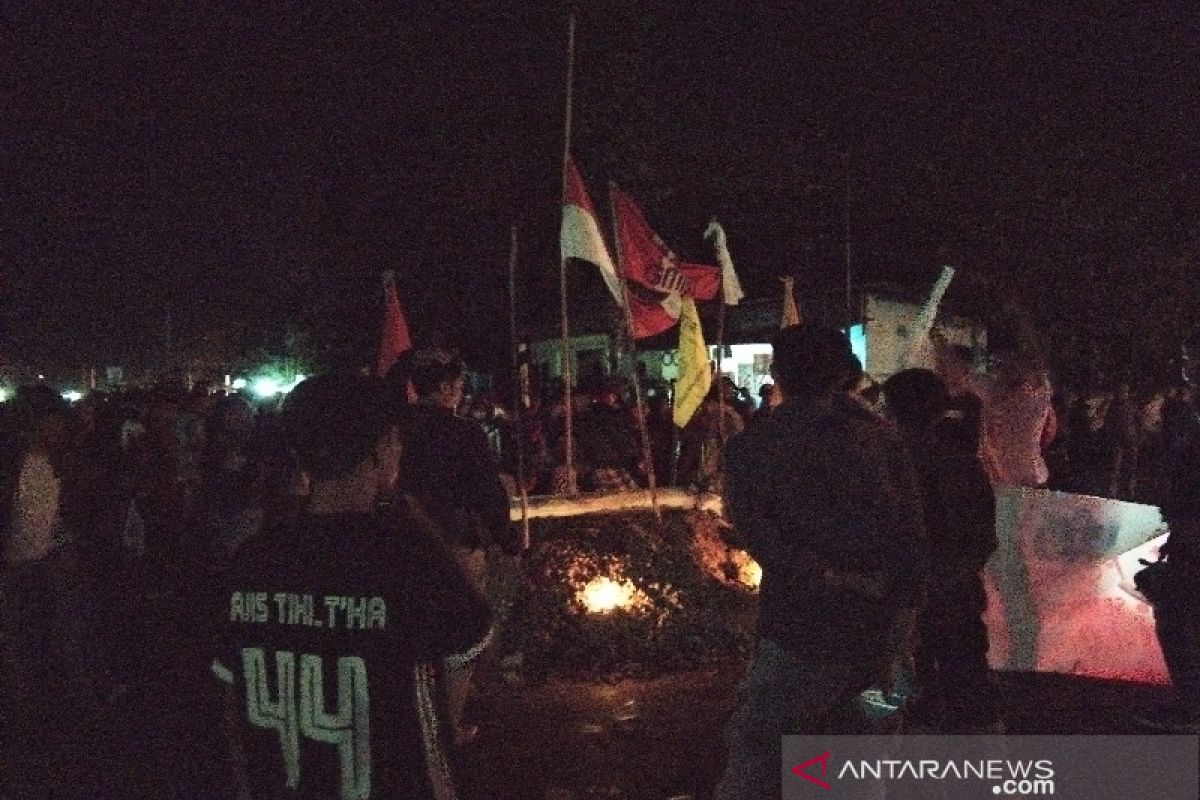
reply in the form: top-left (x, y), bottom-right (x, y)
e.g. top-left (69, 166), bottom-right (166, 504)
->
top-left (398, 404), bottom-right (515, 552)
top-left (210, 510), bottom-right (492, 800)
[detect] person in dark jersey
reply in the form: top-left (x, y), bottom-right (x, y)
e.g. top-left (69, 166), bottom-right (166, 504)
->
top-left (209, 373), bottom-right (491, 800)
top-left (883, 368), bottom-right (1000, 733)
top-left (397, 348), bottom-right (520, 747)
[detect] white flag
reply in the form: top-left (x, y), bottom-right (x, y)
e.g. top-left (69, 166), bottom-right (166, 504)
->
top-left (704, 219), bottom-right (745, 306)
top-left (902, 265), bottom-right (956, 368)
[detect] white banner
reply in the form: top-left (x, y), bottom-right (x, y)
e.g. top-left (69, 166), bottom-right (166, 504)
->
top-left (983, 486), bottom-right (1169, 684)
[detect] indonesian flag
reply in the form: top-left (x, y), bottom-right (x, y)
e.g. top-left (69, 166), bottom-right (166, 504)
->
top-left (561, 157), bottom-right (623, 305)
top-left (611, 186), bottom-right (720, 338)
top-left (376, 271), bottom-right (413, 378)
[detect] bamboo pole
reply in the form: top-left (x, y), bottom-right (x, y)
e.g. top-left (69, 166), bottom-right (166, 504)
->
top-left (508, 488), bottom-right (722, 521)
top-left (608, 181), bottom-right (661, 522)
top-left (508, 224), bottom-right (531, 549)
top-left (715, 277), bottom-right (727, 446)
top-left (557, 13), bottom-right (579, 495)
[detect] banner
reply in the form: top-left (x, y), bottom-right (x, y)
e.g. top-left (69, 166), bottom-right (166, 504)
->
top-left (983, 486), bottom-right (1168, 684)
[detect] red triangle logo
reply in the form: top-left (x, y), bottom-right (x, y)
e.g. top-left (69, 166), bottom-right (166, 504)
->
top-left (792, 751), bottom-right (832, 790)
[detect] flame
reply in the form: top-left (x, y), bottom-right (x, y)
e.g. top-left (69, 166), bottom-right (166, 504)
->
top-left (730, 549), bottom-right (762, 590)
top-left (739, 558), bottom-right (763, 589)
top-left (578, 576), bottom-right (639, 614)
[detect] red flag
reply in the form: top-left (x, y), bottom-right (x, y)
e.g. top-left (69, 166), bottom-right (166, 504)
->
top-left (611, 186), bottom-right (719, 338)
top-left (376, 272), bottom-right (413, 377)
top-left (562, 158), bottom-right (623, 304)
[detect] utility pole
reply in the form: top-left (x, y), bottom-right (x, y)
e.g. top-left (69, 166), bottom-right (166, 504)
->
top-left (843, 149), bottom-right (853, 330)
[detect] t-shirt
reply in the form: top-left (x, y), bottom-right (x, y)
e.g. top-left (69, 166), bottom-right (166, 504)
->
top-left (210, 510), bottom-right (492, 800)
top-left (3, 450), bottom-right (64, 563)
top-left (968, 373), bottom-right (1054, 487)
top-left (397, 404), bottom-right (515, 552)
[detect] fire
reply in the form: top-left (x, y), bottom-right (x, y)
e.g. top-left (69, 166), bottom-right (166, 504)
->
top-left (578, 576), bottom-right (640, 614)
top-left (739, 557), bottom-right (762, 589)
top-left (727, 549), bottom-right (761, 590)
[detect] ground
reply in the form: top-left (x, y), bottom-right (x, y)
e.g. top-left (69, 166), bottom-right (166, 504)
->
top-left (1, 648), bottom-right (1175, 800)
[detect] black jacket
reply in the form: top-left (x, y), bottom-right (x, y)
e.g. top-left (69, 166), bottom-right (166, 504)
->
top-left (723, 397), bottom-right (929, 663)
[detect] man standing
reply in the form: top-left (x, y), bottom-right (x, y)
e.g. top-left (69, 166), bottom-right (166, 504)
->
top-left (397, 349), bottom-right (520, 746)
top-left (210, 374), bottom-right (492, 799)
top-left (1136, 346), bottom-right (1200, 734)
top-left (714, 325), bottom-right (928, 799)
top-left (882, 368), bottom-right (1000, 733)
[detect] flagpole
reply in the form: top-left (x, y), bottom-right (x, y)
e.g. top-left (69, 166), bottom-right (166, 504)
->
top-left (715, 268), bottom-right (727, 447)
top-left (508, 224), bottom-right (531, 549)
top-left (608, 181), bottom-right (661, 522)
top-left (558, 13), bottom-right (579, 495)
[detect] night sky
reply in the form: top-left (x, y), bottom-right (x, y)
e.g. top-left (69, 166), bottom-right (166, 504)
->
top-left (3, 3), bottom-right (1197, 382)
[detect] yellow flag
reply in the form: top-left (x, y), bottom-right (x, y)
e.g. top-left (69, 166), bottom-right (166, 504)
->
top-left (673, 295), bottom-right (712, 428)
top-left (781, 276), bottom-right (802, 327)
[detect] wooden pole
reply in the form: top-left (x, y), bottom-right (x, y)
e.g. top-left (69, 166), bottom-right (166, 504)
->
top-left (508, 487), bottom-right (722, 521)
top-left (716, 279), bottom-right (727, 446)
top-left (608, 181), bottom-right (661, 522)
top-left (558, 14), bottom-right (579, 495)
top-left (508, 224), bottom-right (531, 549)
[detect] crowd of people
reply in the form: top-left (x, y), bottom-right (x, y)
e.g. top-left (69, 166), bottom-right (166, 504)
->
top-left (453, 343), bottom-right (1200, 512)
top-left (1, 324), bottom-right (1198, 798)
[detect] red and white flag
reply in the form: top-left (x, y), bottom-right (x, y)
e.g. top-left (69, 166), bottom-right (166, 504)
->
top-left (611, 186), bottom-right (719, 338)
top-left (561, 157), bottom-right (623, 304)
top-left (376, 271), bottom-right (413, 378)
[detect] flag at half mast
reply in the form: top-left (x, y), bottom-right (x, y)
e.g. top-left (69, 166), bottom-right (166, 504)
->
top-left (561, 157), bottom-right (623, 305)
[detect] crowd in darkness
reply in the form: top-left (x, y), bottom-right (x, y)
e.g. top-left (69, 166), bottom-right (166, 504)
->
top-left (1046, 382), bottom-right (1200, 505)
top-left (455, 353), bottom-right (1200, 509)
top-left (1, 331), bottom-right (1198, 797)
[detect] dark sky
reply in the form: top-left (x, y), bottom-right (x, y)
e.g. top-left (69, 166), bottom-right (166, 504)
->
top-left (3, 2), bottom-right (1198, 379)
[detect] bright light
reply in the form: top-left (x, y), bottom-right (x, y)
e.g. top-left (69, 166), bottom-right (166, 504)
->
top-left (0, 388), bottom-right (8, 403)
top-left (848, 323), bottom-right (867, 369)
top-left (62, 390), bottom-right (84, 403)
top-left (252, 376), bottom-right (283, 399)
top-left (730, 549), bottom-right (762, 590)
top-left (231, 378), bottom-right (248, 390)
top-left (578, 576), bottom-right (639, 614)
top-left (740, 559), bottom-right (762, 590)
